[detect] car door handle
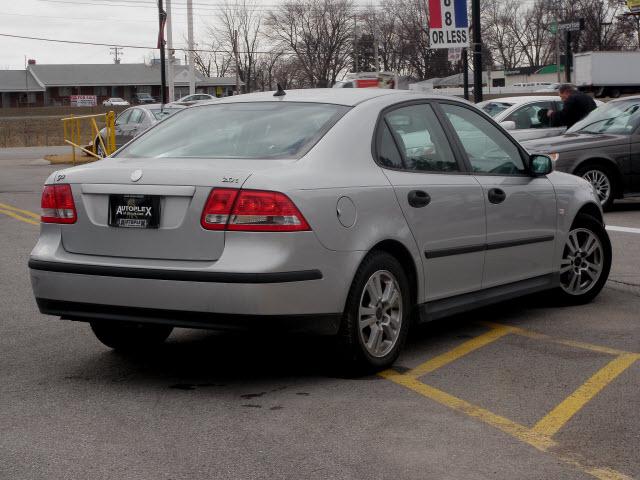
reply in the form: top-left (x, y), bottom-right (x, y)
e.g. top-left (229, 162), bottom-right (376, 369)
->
top-left (488, 188), bottom-right (507, 204)
top-left (408, 190), bottom-right (431, 208)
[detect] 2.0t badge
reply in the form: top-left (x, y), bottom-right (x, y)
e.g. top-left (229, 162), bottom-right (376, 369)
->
top-left (130, 169), bottom-right (143, 182)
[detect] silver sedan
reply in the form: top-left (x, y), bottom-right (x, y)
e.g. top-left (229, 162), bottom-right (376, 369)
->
top-left (29, 89), bottom-right (611, 372)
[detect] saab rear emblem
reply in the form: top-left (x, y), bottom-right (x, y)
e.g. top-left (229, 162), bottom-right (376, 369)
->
top-left (131, 169), bottom-right (143, 182)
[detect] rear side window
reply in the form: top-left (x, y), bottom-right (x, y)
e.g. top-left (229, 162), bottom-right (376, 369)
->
top-left (377, 123), bottom-right (403, 169)
top-left (128, 109), bottom-right (144, 124)
top-left (118, 102), bottom-right (350, 159)
top-left (380, 104), bottom-right (458, 172)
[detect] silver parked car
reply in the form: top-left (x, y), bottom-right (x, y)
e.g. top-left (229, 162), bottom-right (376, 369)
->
top-left (94, 103), bottom-right (185, 157)
top-left (477, 96), bottom-right (603, 142)
top-left (30, 89), bottom-right (611, 372)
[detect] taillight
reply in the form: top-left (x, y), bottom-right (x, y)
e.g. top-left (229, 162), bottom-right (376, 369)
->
top-left (200, 188), bottom-right (239, 230)
top-left (201, 188), bottom-right (310, 232)
top-left (41, 184), bottom-right (77, 224)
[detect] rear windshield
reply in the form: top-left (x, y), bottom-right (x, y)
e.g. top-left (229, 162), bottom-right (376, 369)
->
top-left (479, 101), bottom-right (513, 117)
top-left (117, 102), bottom-right (350, 159)
top-left (148, 107), bottom-right (183, 121)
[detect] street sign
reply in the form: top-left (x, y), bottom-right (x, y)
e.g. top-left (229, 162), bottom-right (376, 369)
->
top-left (448, 48), bottom-right (462, 62)
top-left (428, 0), bottom-right (469, 49)
top-left (557, 19), bottom-right (585, 33)
top-left (628, 0), bottom-right (640, 13)
top-left (70, 95), bottom-right (97, 107)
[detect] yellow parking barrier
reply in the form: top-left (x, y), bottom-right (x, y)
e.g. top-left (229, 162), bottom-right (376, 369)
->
top-left (61, 111), bottom-right (116, 164)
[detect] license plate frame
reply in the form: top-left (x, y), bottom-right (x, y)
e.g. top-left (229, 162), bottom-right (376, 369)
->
top-left (108, 194), bottom-right (160, 229)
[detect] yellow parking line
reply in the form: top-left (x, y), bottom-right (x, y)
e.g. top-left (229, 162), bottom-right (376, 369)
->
top-left (532, 353), bottom-right (640, 437)
top-left (481, 321), bottom-right (633, 356)
top-left (0, 202), bottom-right (40, 219)
top-left (0, 208), bottom-right (40, 226)
top-left (405, 324), bottom-right (511, 379)
top-left (380, 369), bottom-right (556, 450)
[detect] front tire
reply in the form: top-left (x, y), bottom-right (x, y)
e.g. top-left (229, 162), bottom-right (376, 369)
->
top-left (337, 251), bottom-right (411, 373)
top-left (94, 138), bottom-right (106, 158)
top-left (575, 164), bottom-right (615, 211)
top-left (553, 214), bottom-right (611, 305)
top-left (90, 321), bottom-right (173, 351)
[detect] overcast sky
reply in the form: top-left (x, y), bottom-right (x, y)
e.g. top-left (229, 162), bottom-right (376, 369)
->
top-left (0, 0), bottom-right (230, 69)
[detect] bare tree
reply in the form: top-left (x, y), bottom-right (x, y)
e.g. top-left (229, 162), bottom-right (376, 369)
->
top-left (192, 38), bottom-right (233, 78)
top-left (208, 0), bottom-right (263, 92)
top-left (266, 0), bottom-right (355, 87)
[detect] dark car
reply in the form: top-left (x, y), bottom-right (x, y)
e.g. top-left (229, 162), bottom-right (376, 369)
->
top-left (522, 95), bottom-right (640, 209)
top-left (132, 92), bottom-right (156, 105)
top-left (94, 104), bottom-right (185, 157)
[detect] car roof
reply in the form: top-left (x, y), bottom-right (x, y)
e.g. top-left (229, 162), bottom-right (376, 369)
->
top-left (610, 95), bottom-right (640, 103)
top-left (480, 96), bottom-right (559, 105)
top-left (136, 103), bottom-right (186, 110)
top-left (199, 88), bottom-right (447, 107)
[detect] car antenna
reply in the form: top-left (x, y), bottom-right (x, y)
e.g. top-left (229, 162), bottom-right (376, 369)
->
top-left (274, 84), bottom-right (286, 97)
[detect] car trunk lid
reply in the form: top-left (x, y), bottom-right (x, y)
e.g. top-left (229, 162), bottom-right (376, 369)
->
top-left (59, 157), bottom-right (293, 261)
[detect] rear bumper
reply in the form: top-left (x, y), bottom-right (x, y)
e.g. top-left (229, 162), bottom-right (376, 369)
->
top-left (35, 298), bottom-right (341, 335)
top-left (28, 259), bottom-right (323, 284)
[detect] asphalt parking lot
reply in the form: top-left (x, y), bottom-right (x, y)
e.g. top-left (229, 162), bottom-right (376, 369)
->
top-left (1, 147), bottom-right (639, 480)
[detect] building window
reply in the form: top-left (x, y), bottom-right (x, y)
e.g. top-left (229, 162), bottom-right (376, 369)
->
top-left (95, 86), bottom-right (108, 96)
top-left (59, 87), bottom-right (72, 96)
top-left (137, 85), bottom-right (151, 94)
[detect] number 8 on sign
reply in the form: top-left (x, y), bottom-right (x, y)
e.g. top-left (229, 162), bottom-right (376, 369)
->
top-left (428, 0), bottom-right (469, 49)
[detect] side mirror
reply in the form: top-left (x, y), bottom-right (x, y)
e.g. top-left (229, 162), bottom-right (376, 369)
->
top-left (529, 154), bottom-right (553, 176)
top-left (500, 120), bottom-right (516, 131)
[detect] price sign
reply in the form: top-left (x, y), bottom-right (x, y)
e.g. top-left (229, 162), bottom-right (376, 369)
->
top-left (429, 0), bottom-right (469, 49)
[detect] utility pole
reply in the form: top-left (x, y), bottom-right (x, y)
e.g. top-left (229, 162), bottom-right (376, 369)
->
top-left (555, 0), bottom-right (561, 82)
top-left (462, 48), bottom-right (469, 100)
top-left (233, 30), bottom-right (240, 95)
top-left (157, 0), bottom-right (167, 105)
top-left (354, 15), bottom-right (359, 73)
top-left (109, 47), bottom-right (123, 64)
top-left (471, 0), bottom-right (483, 102)
top-left (373, 15), bottom-right (380, 72)
top-left (187, 0), bottom-right (196, 95)
top-left (166, 0), bottom-right (175, 102)
top-left (564, 30), bottom-right (571, 83)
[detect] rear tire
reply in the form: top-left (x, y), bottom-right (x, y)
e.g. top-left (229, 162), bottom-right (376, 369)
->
top-left (90, 321), bottom-right (173, 351)
top-left (552, 214), bottom-right (611, 305)
top-left (337, 251), bottom-right (411, 374)
top-left (575, 164), bottom-right (616, 211)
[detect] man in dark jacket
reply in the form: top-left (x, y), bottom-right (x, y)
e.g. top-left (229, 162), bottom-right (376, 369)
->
top-left (548, 84), bottom-right (597, 128)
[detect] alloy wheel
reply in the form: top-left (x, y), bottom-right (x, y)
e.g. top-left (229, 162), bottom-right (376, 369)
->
top-left (582, 170), bottom-right (611, 206)
top-left (358, 270), bottom-right (403, 358)
top-left (560, 228), bottom-right (604, 296)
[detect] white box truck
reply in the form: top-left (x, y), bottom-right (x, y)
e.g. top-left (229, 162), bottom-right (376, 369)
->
top-left (574, 51), bottom-right (640, 98)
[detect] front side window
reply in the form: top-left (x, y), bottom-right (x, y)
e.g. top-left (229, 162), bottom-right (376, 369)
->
top-left (506, 102), bottom-right (553, 130)
top-left (382, 104), bottom-right (458, 172)
top-left (116, 109), bottom-right (132, 125)
top-left (117, 102), bottom-right (349, 159)
top-left (441, 103), bottom-right (525, 175)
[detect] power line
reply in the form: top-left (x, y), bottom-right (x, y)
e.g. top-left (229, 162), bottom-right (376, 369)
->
top-left (0, 32), bottom-right (294, 55)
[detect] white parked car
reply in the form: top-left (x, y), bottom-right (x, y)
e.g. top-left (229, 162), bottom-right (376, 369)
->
top-left (103, 97), bottom-right (130, 107)
top-left (477, 96), bottom-right (603, 142)
top-left (173, 93), bottom-right (216, 106)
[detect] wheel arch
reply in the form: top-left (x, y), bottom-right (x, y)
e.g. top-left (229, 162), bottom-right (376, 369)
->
top-left (574, 202), bottom-right (604, 226)
top-left (573, 157), bottom-right (624, 199)
top-left (367, 239), bottom-right (420, 309)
